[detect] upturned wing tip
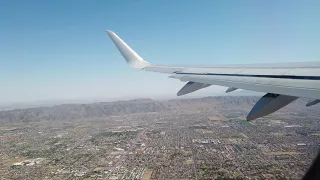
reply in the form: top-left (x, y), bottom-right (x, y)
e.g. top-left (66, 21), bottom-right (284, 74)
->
top-left (106, 30), bottom-right (150, 69)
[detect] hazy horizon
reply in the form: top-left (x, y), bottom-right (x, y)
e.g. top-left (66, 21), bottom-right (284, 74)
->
top-left (0, 89), bottom-right (264, 110)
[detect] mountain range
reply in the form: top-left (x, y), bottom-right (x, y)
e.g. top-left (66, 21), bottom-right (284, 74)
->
top-left (0, 96), bottom-right (315, 122)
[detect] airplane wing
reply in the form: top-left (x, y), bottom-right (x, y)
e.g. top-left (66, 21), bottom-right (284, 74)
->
top-left (106, 30), bottom-right (320, 120)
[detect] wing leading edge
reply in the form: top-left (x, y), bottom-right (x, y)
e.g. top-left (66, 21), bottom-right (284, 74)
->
top-left (106, 30), bottom-right (320, 120)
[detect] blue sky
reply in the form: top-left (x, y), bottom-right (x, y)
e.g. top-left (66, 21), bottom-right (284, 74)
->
top-left (0, 0), bottom-right (319, 104)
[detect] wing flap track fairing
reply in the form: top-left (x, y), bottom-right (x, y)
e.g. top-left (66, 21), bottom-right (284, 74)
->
top-left (247, 93), bottom-right (298, 120)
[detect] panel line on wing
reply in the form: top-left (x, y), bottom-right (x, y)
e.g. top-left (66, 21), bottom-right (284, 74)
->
top-left (174, 72), bottom-right (320, 80)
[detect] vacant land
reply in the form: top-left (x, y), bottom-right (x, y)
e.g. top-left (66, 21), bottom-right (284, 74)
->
top-left (264, 152), bottom-right (303, 156)
top-left (141, 169), bottom-right (153, 180)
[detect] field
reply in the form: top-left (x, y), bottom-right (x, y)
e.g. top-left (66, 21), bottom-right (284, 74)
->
top-left (264, 152), bottom-right (302, 156)
top-left (141, 169), bottom-right (153, 180)
top-left (184, 159), bottom-right (194, 165)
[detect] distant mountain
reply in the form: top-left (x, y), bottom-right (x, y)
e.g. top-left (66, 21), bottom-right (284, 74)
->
top-left (0, 96), bottom-right (313, 123)
top-left (0, 98), bottom-right (168, 122)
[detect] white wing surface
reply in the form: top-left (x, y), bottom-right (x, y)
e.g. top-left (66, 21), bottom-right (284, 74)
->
top-left (107, 30), bottom-right (320, 120)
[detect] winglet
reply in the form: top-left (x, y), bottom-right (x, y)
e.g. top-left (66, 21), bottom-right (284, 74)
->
top-left (106, 30), bottom-right (150, 69)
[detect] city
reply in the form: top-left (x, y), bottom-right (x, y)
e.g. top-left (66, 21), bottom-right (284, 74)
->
top-left (0, 97), bottom-right (319, 180)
